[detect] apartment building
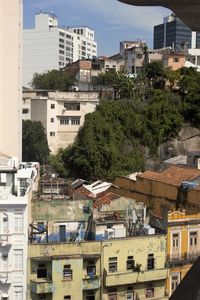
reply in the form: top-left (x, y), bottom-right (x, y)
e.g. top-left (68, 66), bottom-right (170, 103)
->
top-left (0, 1), bottom-right (22, 160)
top-left (22, 90), bottom-right (99, 153)
top-left (0, 155), bottom-right (39, 299)
top-left (166, 210), bottom-right (200, 297)
top-left (23, 12), bottom-right (97, 87)
top-left (27, 181), bottom-right (168, 300)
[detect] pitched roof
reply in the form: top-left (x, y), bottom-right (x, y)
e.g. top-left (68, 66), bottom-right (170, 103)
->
top-left (138, 165), bottom-right (200, 187)
top-left (93, 192), bottom-right (119, 208)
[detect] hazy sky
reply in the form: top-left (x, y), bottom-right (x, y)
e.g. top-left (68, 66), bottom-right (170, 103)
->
top-left (23, 0), bottom-right (171, 56)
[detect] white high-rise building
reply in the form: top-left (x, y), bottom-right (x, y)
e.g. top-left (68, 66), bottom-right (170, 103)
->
top-left (0, 156), bottom-right (39, 300)
top-left (0, 1), bottom-right (22, 160)
top-left (23, 12), bottom-right (97, 87)
top-left (0, 2), bottom-right (40, 299)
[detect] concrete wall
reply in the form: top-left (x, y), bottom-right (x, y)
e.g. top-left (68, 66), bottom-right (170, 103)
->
top-left (111, 176), bottom-right (178, 216)
top-left (0, 1), bottom-right (22, 161)
top-left (28, 235), bottom-right (167, 300)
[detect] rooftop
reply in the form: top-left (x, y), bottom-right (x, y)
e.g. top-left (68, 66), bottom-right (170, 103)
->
top-left (138, 165), bottom-right (200, 187)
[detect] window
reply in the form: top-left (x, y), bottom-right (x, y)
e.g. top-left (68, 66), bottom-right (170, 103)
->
top-left (171, 274), bottom-right (179, 294)
top-left (87, 264), bottom-right (96, 277)
top-left (14, 286), bottom-right (23, 300)
top-left (64, 296), bottom-right (71, 300)
top-left (14, 249), bottom-right (23, 270)
top-left (36, 91), bottom-right (48, 97)
top-left (109, 257), bottom-right (117, 273)
top-left (14, 214), bottom-right (23, 233)
top-left (64, 102), bottom-right (80, 110)
top-left (50, 118), bottom-right (54, 123)
top-left (86, 290), bottom-right (95, 300)
top-left (63, 265), bottom-right (72, 280)
top-left (60, 117), bottom-right (69, 125)
top-left (173, 57), bottom-right (179, 62)
top-left (172, 233), bottom-right (179, 248)
top-left (71, 117), bottom-right (80, 125)
top-left (59, 38), bottom-right (64, 43)
top-left (147, 254), bottom-right (155, 270)
top-left (22, 108), bottom-right (29, 114)
top-left (59, 32), bottom-right (65, 36)
top-left (50, 132), bottom-right (55, 136)
top-left (146, 284), bottom-right (154, 298)
top-left (126, 287), bottom-right (134, 300)
top-left (190, 231), bottom-right (198, 246)
top-left (37, 263), bottom-right (47, 278)
top-left (108, 288), bottom-right (117, 300)
top-left (127, 256), bottom-right (135, 270)
top-left (39, 295), bottom-right (46, 300)
top-left (51, 104), bottom-right (55, 109)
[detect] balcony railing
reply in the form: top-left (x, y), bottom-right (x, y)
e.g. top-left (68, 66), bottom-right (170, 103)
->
top-left (104, 268), bottom-right (168, 287)
top-left (82, 275), bottom-right (101, 290)
top-left (30, 279), bottom-right (53, 294)
top-left (0, 234), bottom-right (11, 246)
top-left (0, 271), bottom-right (11, 284)
top-left (167, 252), bottom-right (200, 265)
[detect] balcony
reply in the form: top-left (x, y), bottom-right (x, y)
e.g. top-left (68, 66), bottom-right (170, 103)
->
top-left (82, 276), bottom-right (101, 290)
top-left (167, 252), bottom-right (200, 266)
top-left (0, 271), bottom-right (11, 284)
top-left (0, 234), bottom-right (11, 246)
top-left (30, 279), bottom-right (53, 294)
top-left (104, 268), bottom-right (168, 287)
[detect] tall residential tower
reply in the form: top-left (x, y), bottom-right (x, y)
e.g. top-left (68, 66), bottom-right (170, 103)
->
top-left (23, 12), bottom-right (97, 87)
top-left (0, 0), bottom-right (22, 161)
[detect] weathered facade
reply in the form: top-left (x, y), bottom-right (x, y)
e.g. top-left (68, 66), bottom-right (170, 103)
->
top-left (28, 235), bottom-right (168, 300)
top-left (166, 210), bottom-right (200, 297)
top-left (22, 90), bottom-right (99, 153)
top-left (110, 166), bottom-right (200, 216)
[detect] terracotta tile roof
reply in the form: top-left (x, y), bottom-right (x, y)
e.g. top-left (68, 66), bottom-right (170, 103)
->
top-left (75, 186), bottom-right (96, 199)
top-left (93, 192), bottom-right (119, 208)
top-left (137, 165), bottom-right (200, 187)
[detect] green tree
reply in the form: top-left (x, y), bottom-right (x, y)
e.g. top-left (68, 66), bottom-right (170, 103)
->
top-left (31, 70), bottom-right (74, 90)
top-left (22, 120), bottom-right (50, 163)
top-left (94, 71), bottom-right (135, 99)
top-left (144, 90), bottom-right (183, 153)
top-left (61, 100), bottom-right (145, 180)
top-left (145, 62), bottom-right (166, 89)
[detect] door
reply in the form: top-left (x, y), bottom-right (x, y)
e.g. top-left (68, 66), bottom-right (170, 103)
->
top-left (59, 225), bottom-right (66, 242)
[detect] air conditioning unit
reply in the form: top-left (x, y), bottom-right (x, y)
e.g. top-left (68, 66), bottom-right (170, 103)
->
top-left (105, 228), bottom-right (114, 239)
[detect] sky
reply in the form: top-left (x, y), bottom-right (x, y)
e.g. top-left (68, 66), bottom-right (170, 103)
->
top-left (23, 0), bottom-right (171, 56)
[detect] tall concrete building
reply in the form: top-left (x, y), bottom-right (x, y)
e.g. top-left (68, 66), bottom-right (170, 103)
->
top-left (154, 15), bottom-right (200, 51)
top-left (0, 1), bottom-right (22, 161)
top-left (23, 12), bottom-right (97, 87)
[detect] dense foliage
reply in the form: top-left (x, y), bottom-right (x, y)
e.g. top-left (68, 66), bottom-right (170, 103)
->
top-left (47, 64), bottom-right (200, 180)
top-left (31, 70), bottom-right (74, 91)
top-left (22, 120), bottom-right (50, 164)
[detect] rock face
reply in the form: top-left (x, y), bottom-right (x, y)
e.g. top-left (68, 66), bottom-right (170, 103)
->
top-left (145, 125), bottom-right (200, 170)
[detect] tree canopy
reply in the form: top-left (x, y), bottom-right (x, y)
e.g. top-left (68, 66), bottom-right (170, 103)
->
top-left (22, 120), bottom-right (50, 164)
top-left (47, 64), bottom-right (200, 180)
top-left (31, 69), bottom-right (74, 91)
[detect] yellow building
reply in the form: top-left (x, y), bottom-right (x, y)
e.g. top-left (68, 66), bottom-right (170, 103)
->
top-left (166, 210), bottom-right (200, 296)
top-left (28, 234), bottom-right (168, 300)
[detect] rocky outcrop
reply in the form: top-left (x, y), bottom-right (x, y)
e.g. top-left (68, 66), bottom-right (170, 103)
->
top-left (145, 124), bottom-right (200, 170)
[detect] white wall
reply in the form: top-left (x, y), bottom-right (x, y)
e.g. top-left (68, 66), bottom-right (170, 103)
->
top-left (0, 1), bottom-right (22, 161)
top-left (23, 30), bottom-right (59, 87)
